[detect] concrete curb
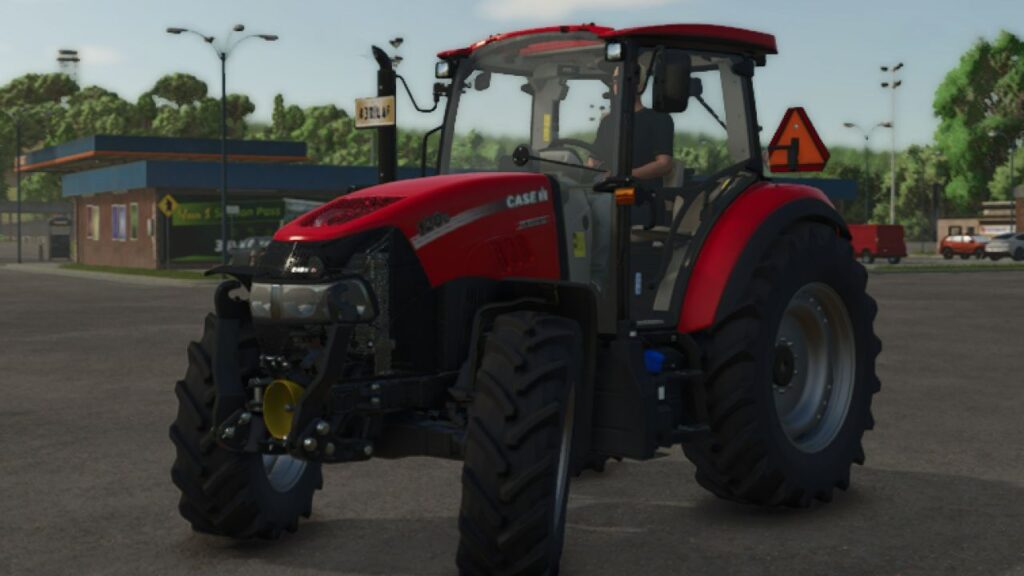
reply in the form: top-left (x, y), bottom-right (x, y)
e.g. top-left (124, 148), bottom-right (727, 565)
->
top-left (0, 262), bottom-right (213, 288)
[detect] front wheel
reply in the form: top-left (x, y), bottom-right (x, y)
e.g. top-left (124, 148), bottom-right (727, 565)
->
top-left (860, 249), bottom-right (875, 264)
top-left (457, 311), bottom-right (581, 576)
top-left (887, 256), bottom-right (901, 265)
top-left (960, 253), bottom-right (971, 260)
top-left (170, 314), bottom-right (321, 539)
top-left (975, 249), bottom-right (985, 260)
top-left (1014, 248), bottom-right (1024, 262)
top-left (682, 223), bottom-right (880, 507)
top-left (942, 248), bottom-right (954, 260)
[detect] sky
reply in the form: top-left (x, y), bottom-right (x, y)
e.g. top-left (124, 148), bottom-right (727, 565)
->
top-left (0, 0), bottom-right (1021, 152)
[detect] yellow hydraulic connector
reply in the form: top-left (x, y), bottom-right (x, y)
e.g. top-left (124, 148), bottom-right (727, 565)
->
top-left (263, 379), bottom-right (305, 440)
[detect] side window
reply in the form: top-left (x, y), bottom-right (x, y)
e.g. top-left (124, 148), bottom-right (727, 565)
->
top-left (112, 205), bottom-right (127, 241)
top-left (129, 203), bottom-right (139, 241)
top-left (87, 205), bottom-right (100, 241)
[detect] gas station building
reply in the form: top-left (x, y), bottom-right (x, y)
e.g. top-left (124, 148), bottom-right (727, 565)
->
top-left (20, 135), bottom-right (414, 269)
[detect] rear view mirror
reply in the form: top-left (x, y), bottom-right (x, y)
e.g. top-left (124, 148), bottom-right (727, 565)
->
top-left (652, 49), bottom-right (691, 113)
top-left (474, 71), bottom-right (491, 91)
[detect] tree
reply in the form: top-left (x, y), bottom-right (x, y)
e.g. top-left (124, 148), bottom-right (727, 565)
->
top-left (270, 94), bottom-right (305, 140)
top-left (989, 147), bottom-right (1024, 200)
top-left (149, 73), bottom-right (208, 107)
top-left (934, 30), bottom-right (1024, 213)
top-left (875, 145), bottom-right (948, 240)
top-left (0, 73), bottom-right (78, 108)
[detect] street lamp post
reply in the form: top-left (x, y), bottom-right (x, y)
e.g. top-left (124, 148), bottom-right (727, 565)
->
top-left (881, 62), bottom-right (903, 225)
top-left (166, 25), bottom-right (278, 266)
top-left (988, 130), bottom-right (1019, 195)
top-left (843, 121), bottom-right (893, 223)
top-left (1, 109), bottom-right (23, 263)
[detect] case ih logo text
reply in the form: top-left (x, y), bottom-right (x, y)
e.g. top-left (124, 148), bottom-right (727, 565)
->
top-left (506, 188), bottom-right (549, 209)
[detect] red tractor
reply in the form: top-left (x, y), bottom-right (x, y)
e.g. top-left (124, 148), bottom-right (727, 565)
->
top-left (171, 24), bottom-right (880, 575)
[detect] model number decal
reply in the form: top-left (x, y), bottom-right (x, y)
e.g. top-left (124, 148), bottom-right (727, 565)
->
top-left (417, 212), bottom-right (450, 236)
top-left (506, 188), bottom-right (549, 209)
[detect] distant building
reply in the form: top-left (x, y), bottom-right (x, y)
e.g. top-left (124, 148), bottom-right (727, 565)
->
top-left (19, 135), bottom-right (417, 269)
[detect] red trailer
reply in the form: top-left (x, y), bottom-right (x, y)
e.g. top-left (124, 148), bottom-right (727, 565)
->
top-left (850, 224), bottom-right (906, 264)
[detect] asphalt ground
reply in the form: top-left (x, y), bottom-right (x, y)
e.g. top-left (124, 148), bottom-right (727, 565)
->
top-left (2, 265), bottom-right (1023, 576)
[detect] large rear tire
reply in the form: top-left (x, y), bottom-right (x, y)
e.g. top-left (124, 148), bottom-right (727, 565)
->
top-left (683, 223), bottom-right (881, 507)
top-left (457, 311), bottom-right (581, 576)
top-left (170, 314), bottom-right (321, 538)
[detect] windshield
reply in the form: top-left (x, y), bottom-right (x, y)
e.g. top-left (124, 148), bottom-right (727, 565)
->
top-left (439, 32), bottom-right (622, 180)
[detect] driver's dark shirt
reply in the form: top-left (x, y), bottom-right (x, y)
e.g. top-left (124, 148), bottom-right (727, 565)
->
top-left (593, 107), bottom-right (674, 187)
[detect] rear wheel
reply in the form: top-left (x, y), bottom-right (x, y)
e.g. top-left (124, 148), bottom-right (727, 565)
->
top-left (975, 249), bottom-right (985, 260)
top-left (1014, 248), bottom-right (1024, 262)
top-left (860, 249), bottom-right (874, 264)
top-left (959, 253), bottom-right (971, 260)
top-left (170, 314), bottom-right (321, 538)
top-left (457, 311), bottom-right (581, 576)
top-left (887, 256), bottom-right (901, 265)
top-left (942, 248), bottom-right (954, 259)
top-left (682, 223), bottom-right (880, 507)
top-left (990, 254), bottom-right (1004, 261)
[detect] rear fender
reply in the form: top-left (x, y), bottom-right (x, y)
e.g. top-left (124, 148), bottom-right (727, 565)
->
top-left (677, 182), bottom-right (848, 333)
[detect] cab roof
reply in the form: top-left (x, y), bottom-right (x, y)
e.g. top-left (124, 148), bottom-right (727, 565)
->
top-left (437, 23), bottom-right (777, 63)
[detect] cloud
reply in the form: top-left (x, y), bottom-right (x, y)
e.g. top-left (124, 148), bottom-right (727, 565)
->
top-left (477, 0), bottom-right (680, 22)
top-left (77, 45), bottom-right (125, 66)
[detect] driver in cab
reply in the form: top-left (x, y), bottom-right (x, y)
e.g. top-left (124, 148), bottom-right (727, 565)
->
top-left (588, 65), bottom-right (675, 187)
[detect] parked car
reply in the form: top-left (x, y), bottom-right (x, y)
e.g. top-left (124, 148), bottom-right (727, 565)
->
top-left (849, 224), bottom-right (907, 264)
top-left (229, 236), bottom-right (272, 266)
top-left (984, 232), bottom-right (1024, 261)
top-left (939, 234), bottom-right (989, 259)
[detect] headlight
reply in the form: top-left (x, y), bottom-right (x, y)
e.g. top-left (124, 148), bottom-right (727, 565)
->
top-left (250, 278), bottom-right (377, 324)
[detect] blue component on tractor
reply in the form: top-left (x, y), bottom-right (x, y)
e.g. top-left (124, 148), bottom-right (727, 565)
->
top-left (644, 350), bottom-right (666, 374)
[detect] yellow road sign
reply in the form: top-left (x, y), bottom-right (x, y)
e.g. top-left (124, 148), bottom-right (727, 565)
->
top-left (158, 194), bottom-right (178, 218)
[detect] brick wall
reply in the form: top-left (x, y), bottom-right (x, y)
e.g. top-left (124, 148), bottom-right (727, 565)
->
top-left (75, 189), bottom-right (159, 268)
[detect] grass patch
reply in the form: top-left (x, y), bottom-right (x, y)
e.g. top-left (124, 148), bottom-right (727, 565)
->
top-left (60, 263), bottom-right (214, 281)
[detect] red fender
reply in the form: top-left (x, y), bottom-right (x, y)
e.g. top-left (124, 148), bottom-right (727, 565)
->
top-left (677, 181), bottom-right (836, 333)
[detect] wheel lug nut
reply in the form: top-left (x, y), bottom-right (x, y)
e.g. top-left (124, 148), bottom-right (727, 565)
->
top-left (363, 444), bottom-right (374, 457)
top-left (302, 437), bottom-right (317, 452)
top-left (238, 412), bottom-right (252, 425)
top-left (221, 426), bottom-right (236, 440)
top-left (324, 442), bottom-right (336, 456)
top-left (315, 420), bottom-right (330, 436)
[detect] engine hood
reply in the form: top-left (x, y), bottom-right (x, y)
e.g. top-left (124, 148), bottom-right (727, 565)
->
top-left (272, 172), bottom-right (563, 287)
top-left (275, 172), bottom-right (553, 244)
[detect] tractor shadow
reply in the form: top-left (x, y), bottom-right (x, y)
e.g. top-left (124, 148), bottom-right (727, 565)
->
top-left (179, 462), bottom-right (1024, 576)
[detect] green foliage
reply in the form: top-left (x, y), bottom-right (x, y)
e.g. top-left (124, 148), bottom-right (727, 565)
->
top-left (989, 147), bottom-right (1024, 200)
top-left (149, 73), bottom-right (208, 107)
top-left (934, 30), bottom-right (1024, 212)
top-left (884, 145), bottom-right (948, 240)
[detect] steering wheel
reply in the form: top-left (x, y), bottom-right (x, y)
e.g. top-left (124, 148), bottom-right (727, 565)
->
top-left (547, 138), bottom-right (600, 160)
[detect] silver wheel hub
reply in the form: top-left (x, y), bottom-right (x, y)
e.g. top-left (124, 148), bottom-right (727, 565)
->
top-left (262, 454), bottom-right (307, 492)
top-left (773, 282), bottom-right (856, 453)
top-left (552, 385), bottom-right (575, 534)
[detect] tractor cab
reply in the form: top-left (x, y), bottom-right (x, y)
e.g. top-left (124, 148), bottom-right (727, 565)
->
top-left (434, 25), bottom-right (772, 331)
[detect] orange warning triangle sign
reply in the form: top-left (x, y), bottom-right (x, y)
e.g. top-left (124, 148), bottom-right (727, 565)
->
top-left (767, 107), bottom-right (830, 173)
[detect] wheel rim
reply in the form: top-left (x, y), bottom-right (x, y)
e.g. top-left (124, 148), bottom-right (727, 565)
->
top-left (262, 454), bottom-right (307, 492)
top-left (772, 282), bottom-right (856, 453)
top-left (552, 384), bottom-right (575, 536)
